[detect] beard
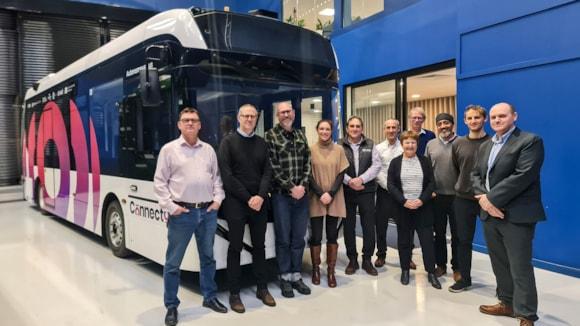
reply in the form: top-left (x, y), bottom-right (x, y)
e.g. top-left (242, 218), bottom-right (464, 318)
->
top-left (439, 129), bottom-right (452, 139)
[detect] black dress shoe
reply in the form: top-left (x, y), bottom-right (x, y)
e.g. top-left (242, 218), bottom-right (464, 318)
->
top-left (203, 298), bottom-right (228, 313)
top-left (362, 260), bottom-right (378, 276)
top-left (280, 279), bottom-right (295, 298)
top-left (400, 270), bottom-right (410, 285)
top-left (291, 279), bottom-right (311, 295)
top-left (165, 307), bottom-right (178, 326)
top-left (345, 258), bottom-right (359, 275)
top-left (428, 273), bottom-right (442, 289)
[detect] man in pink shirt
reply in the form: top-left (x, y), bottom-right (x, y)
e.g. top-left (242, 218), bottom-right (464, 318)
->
top-left (154, 108), bottom-right (227, 326)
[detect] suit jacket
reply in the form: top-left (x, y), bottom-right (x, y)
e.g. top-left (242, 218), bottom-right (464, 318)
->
top-left (387, 154), bottom-right (435, 228)
top-left (471, 127), bottom-right (546, 223)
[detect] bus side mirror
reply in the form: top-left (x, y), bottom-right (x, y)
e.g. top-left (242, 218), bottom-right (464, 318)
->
top-left (139, 66), bottom-right (162, 107)
top-left (146, 44), bottom-right (170, 67)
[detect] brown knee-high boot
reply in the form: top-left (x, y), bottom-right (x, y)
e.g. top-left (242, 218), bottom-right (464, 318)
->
top-left (310, 245), bottom-right (321, 285)
top-left (326, 243), bottom-right (338, 288)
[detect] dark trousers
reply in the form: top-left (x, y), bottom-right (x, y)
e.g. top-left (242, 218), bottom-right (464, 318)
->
top-left (433, 194), bottom-right (458, 270)
top-left (397, 209), bottom-right (436, 273)
top-left (226, 209), bottom-right (268, 294)
top-left (310, 216), bottom-right (339, 246)
top-left (454, 197), bottom-right (479, 282)
top-left (375, 187), bottom-right (397, 259)
top-left (344, 191), bottom-right (376, 260)
top-left (483, 218), bottom-right (538, 321)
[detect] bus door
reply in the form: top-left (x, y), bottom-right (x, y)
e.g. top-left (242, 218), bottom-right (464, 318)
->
top-left (119, 72), bottom-right (174, 261)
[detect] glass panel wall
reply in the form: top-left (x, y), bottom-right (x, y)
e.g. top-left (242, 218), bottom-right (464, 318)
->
top-left (350, 80), bottom-right (396, 143)
top-left (283, 0), bottom-right (334, 36)
top-left (343, 0), bottom-right (384, 27)
top-left (406, 67), bottom-right (457, 133)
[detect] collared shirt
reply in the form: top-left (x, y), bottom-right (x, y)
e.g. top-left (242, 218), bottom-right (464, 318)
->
top-left (375, 139), bottom-right (403, 190)
top-left (264, 124), bottom-right (311, 191)
top-left (486, 125), bottom-right (517, 191)
top-left (236, 127), bottom-right (255, 138)
top-left (342, 137), bottom-right (381, 184)
top-left (154, 135), bottom-right (225, 214)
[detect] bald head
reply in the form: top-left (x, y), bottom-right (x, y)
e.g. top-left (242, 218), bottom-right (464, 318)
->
top-left (490, 102), bottom-right (518, 136)
top-left (384, 119), bottom-right (400, 143)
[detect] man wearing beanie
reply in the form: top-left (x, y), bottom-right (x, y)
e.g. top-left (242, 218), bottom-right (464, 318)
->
top-left (425, 112), bottom-right (460, 280)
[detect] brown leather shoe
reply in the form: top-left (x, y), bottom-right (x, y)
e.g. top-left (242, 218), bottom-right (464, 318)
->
top-left (409, 260), bottom-right (417, 270)
top-left (434, 266), bottom-right (447, 277)
top-left (453, 271), bottom-right (462, 282)
top-left (310, 245), bottom-right (321, 285)
top-left (374, 257), bottom-right (386, 268)
top-left (229, 294), bottom-right (245, 313)
top-left (518, 317), bottom-right (534, 326)
top-left (361, 259), bottom-right (378, 276)
top-left (345, 258), bottom-right (359, 275)
top-left (479, 302), bottom-right (515, 317)
top-left (326, 244), bottom-right (338, 288)
top-left (256, 289), bottom-right (276, 307)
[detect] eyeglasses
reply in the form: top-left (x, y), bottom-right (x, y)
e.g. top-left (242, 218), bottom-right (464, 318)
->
top-left (240, 114), bottom-right (257, 120)
top-left (180, 118), bottom-right (200, 124)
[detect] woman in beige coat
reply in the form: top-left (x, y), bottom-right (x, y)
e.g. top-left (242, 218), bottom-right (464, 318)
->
top-left (309, 119), bottom-right (349, 287)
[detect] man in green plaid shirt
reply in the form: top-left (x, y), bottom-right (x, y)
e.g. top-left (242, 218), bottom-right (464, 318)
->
top-left (265, 101), bottom-right (312, 298)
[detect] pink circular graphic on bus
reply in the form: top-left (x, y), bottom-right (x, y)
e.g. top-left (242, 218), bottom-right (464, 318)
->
top-left (36, 101), bottom-right (70, 217)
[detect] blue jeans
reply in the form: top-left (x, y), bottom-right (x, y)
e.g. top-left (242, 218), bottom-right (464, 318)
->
top-left (163, 209), bottom-right (218, 308)
top-left (272, 193), bottom-right (309, 276)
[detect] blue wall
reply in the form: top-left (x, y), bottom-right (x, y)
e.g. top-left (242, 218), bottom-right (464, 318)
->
top-left (457, 0), bottom-right (580, 276)
top-left (331, 0), bottom-right (457, 84)
top-left (332, 0), bottom-right (580, 277)
top-left (71, 0), bottom-right (281, 15)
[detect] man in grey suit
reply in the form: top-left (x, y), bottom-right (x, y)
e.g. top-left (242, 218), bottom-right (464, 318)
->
top-left (472, 102), bottom-right (545, 326)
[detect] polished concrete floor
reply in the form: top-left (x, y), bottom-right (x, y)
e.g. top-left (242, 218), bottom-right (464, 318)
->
top-left (0, 200), bottom-right (578, 326)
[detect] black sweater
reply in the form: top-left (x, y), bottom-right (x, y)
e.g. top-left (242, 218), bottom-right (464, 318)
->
top-left (218, 132), bottom-right (272, 216)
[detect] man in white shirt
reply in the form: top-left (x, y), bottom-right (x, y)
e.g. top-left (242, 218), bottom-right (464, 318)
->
top-left (374, 119), bottom-right (403, 268)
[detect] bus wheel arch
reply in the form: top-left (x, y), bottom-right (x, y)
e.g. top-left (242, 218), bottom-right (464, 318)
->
top-left (102, 194), bottom-right (131, 258)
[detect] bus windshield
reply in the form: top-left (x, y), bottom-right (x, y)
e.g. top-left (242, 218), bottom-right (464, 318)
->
top-left (181, 69), bottom-right (339, 146)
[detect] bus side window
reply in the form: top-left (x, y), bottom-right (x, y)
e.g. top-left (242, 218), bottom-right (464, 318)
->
top-left (120, 75), bottom-right (173, 181)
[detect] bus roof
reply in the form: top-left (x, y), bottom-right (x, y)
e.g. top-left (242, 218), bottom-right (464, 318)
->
top-left (24, 9), bottom-right (206, 100)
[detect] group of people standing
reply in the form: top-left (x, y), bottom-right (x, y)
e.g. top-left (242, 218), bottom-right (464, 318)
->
top-left (154, 100), bottom-right (544, 326)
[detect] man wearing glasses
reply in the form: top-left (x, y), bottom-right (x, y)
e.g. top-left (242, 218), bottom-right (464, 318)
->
top-left (265, 101), bottom-right (312, 298)
top-left (218, 104), bottom-right (276, 313)
top-left (154, 107), bottom-right (227, 326)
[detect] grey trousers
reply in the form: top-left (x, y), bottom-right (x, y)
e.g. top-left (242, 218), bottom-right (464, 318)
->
top-left (482, 218), bottom-right (538, 321)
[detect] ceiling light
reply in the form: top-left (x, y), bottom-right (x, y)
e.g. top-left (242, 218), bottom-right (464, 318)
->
top-left (312, 98), bottom-right (322, 103)
top-left (370, 100), bottom-right (381, 105)
top-left (319, 8), bottom-right (334, 16)
top-left (411, 94), bottom-right (421, 99)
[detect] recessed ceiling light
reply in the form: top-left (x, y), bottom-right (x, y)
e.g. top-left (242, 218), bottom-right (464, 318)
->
top-left (319, 8), bottom-right (335, 16)
top-left (378, 91), bottom-right (393, 97)
top-left (370, 100), bottom-right (381, 105)
top-left (312, 98), bottom-right (322, 103)
top-left (411, 94), bottom-right (421, 99)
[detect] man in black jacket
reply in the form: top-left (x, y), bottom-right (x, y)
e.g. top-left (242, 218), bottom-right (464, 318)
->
top-left (472, 102), bottom-right (545, 326)
top-left (218, 104), bottom-right (275, 313)
top-left (340, 116), bottom-right (381, 276)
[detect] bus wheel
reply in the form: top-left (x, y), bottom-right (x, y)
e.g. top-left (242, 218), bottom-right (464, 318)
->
top-left (105, 200), bottom-right (131, 258)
